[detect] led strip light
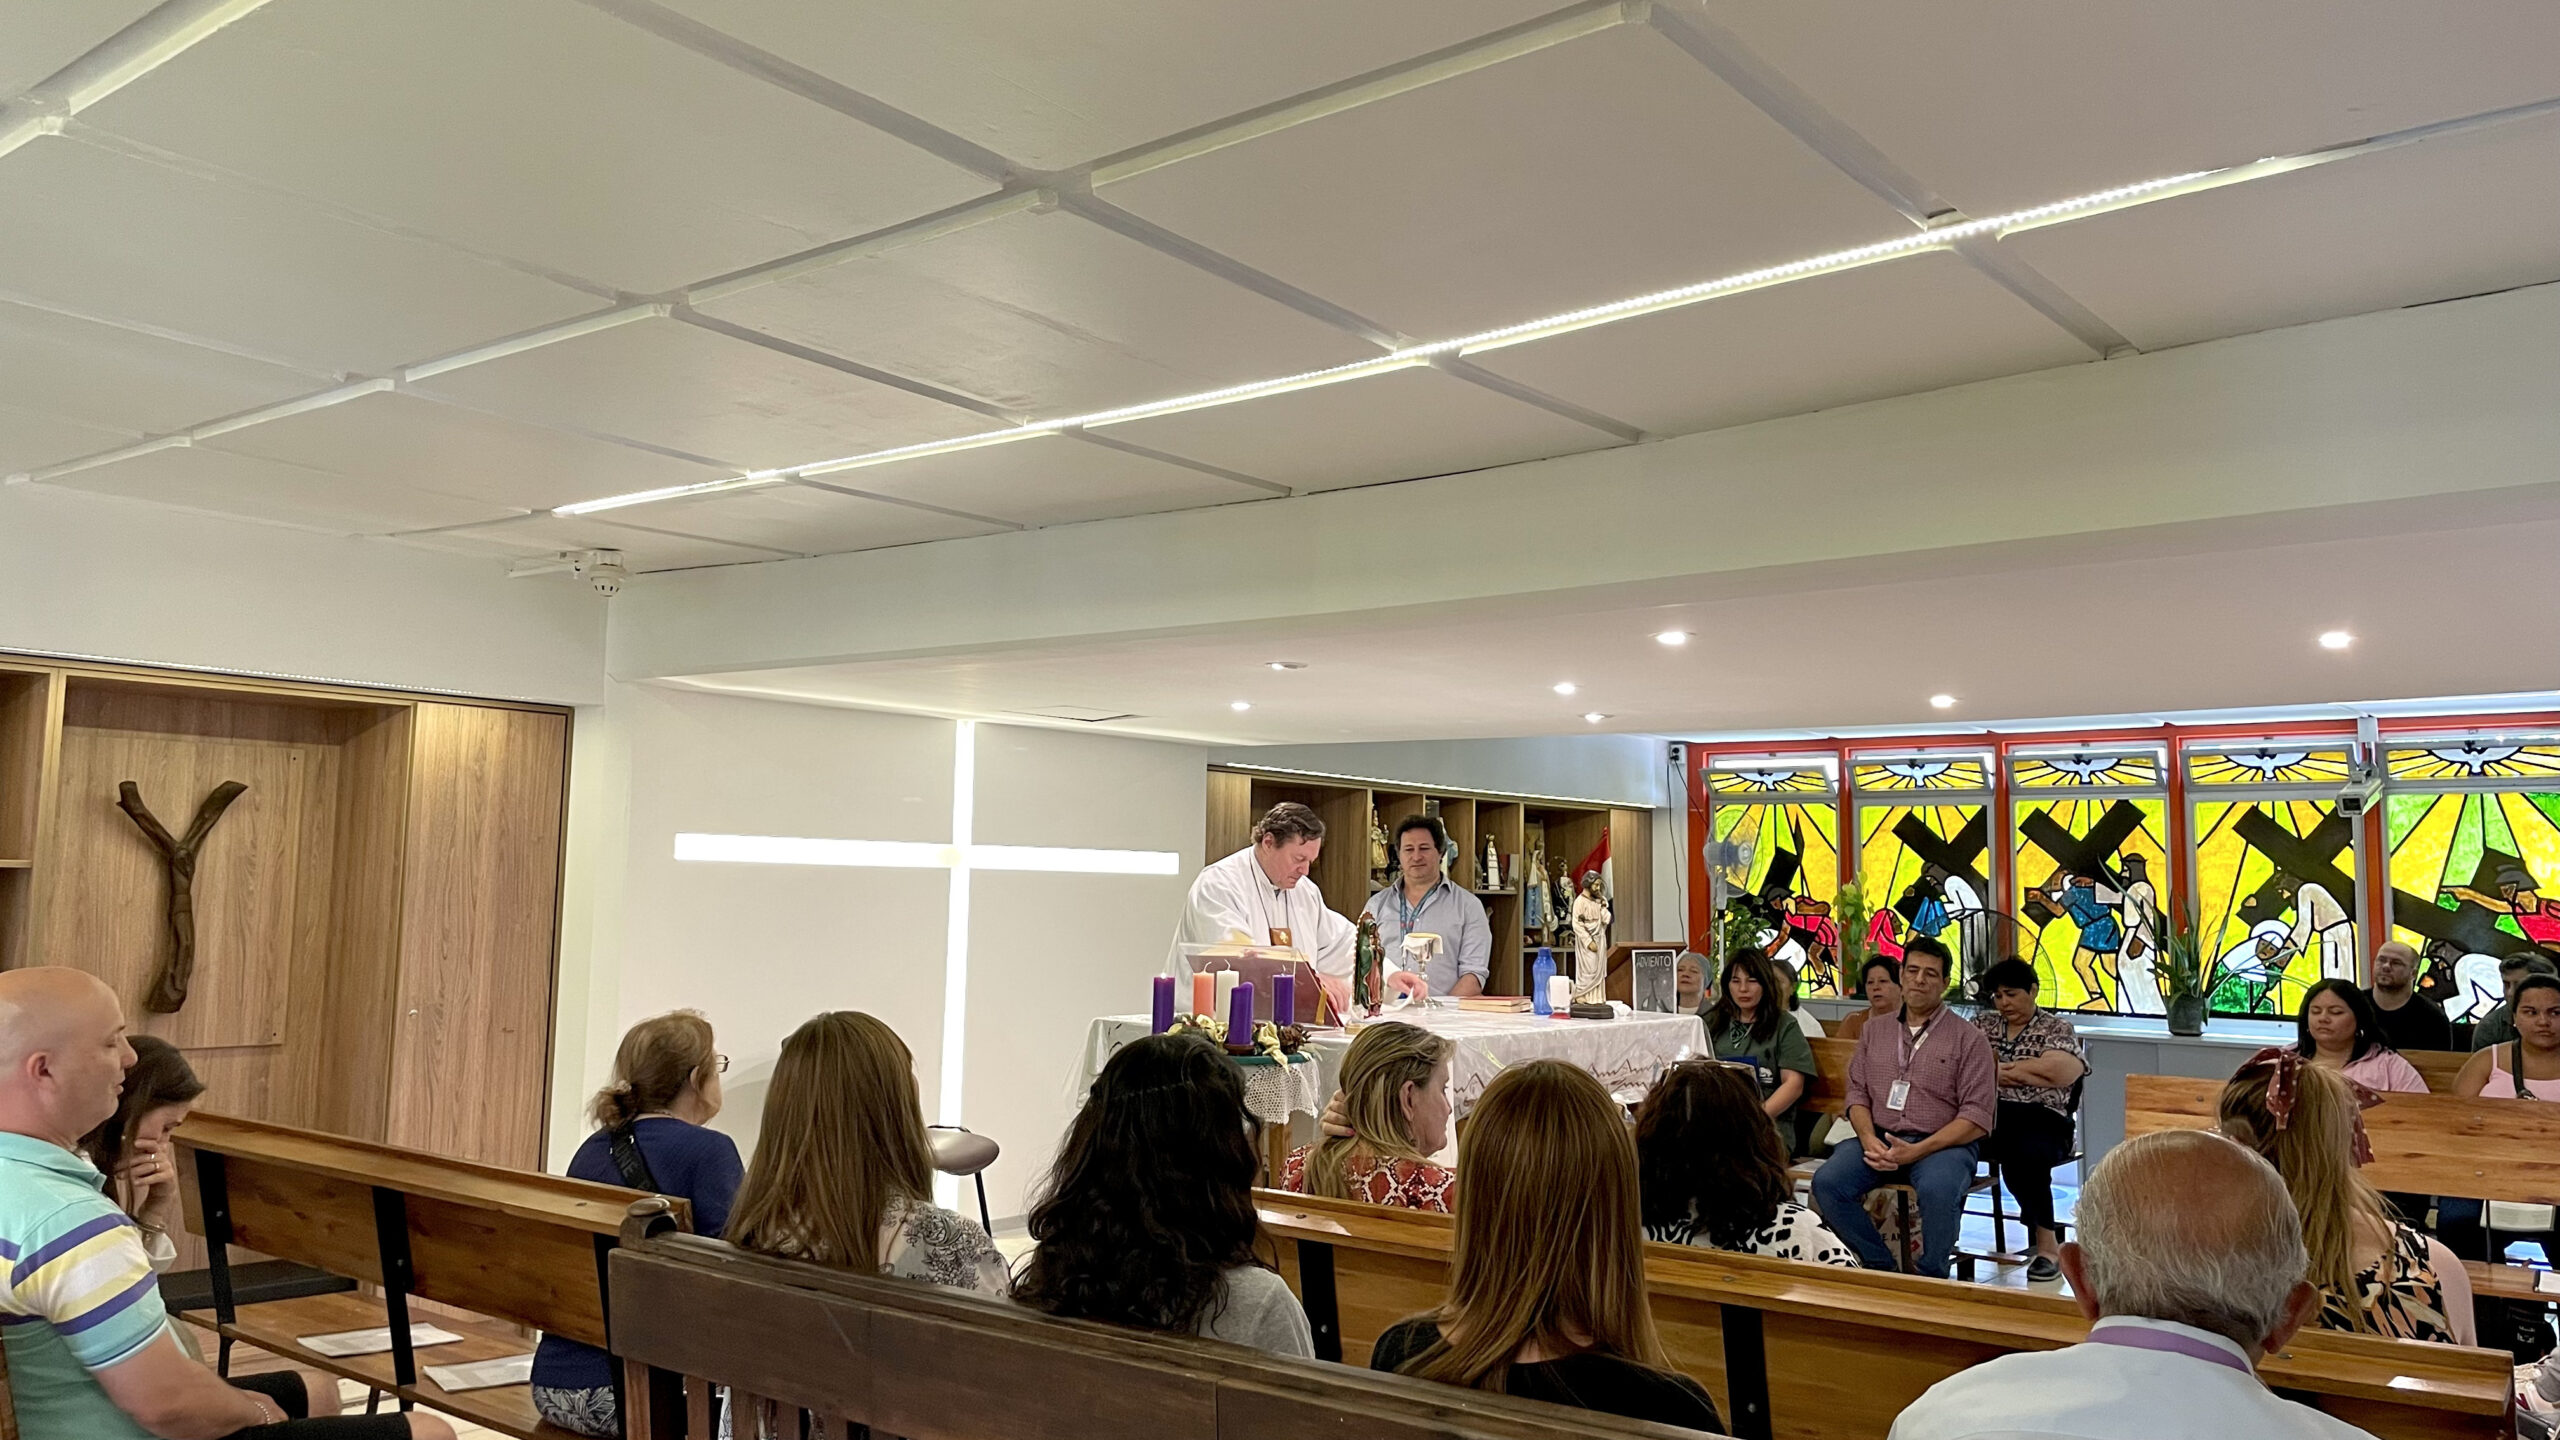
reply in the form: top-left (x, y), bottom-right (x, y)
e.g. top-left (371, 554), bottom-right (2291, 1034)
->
top-left (555, 153), bottom-right (2343, 518)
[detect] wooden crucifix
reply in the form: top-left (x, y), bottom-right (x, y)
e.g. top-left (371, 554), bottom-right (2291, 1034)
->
top-left (116, 779), bottom-right (247, 1014)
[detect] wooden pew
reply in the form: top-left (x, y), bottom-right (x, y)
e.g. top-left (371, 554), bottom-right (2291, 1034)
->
top-left (1803, 1037), bottom-right (1857, 1114)
top-left (2408, 1048), bottom-right (2474, 1094)
top-left (607, 1200), bottom-right (1735, 1440)
top-left (1258, 1189), bottom-right (2510, 1440)
top-left (173, 1111), bottom-right (689, 1439)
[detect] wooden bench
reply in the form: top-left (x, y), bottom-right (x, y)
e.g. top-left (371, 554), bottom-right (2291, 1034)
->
top-left (1257, 1189), bottom-right (2511, 1440)
top-left (607, 1200), bottom-right (1733, 1440)
top-left (2408, 1048), bottom-right (2474, 1094)
top-left (173, 1111), bottom-right (689, 1439)
top-left (2129, 1071), bottom-right (2560, 1311)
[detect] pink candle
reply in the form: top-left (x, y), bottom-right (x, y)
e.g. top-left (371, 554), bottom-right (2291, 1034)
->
top-left (1228, 980), bottom-right (1255, 1047)
top-left (1191, 970), bottom-right (1214, 1019)
top-left (1152, 975), bottom-right (1176, 1034)
top-left (1273, 973), bottom-right (1296, 1026)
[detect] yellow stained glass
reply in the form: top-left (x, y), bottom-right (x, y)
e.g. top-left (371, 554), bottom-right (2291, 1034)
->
top-left (1857, 801), bottom-right (1995, 993)
top-left (2193, 798), bottom-right (2358, 1016)
top-left (2010, 752), bottom-right (2162, 789)
top-left (2010, 796), bottom-right (2170, 1015)
top-left (1708, 800), bottom-right (1840, 988)
top-left (1853, 757), bottom-right (1990, 792)
top-left (2387, 741), bottom-right (2560, 782)
top-left (2383, 787), bottom-right (2560, 1021)
top-left (2186, 746), bottom-right (2353, 787)
top-left (1707, 764), bottom-right (1833, 795)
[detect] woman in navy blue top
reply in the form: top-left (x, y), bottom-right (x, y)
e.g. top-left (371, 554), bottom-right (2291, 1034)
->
top-left (530, 1011), bottom-right (743, 1437)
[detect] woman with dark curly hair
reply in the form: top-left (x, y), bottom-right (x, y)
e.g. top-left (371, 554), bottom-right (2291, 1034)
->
top-left (1014, 1031), bottom-right (1312, 1356)
top-left (1633, 1060), bottom-right (1857, 1265)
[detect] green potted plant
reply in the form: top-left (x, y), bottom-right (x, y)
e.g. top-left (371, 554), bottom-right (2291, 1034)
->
top-left (1831, 878), bottom-right (1873, 998)
top-left (2150, 899), bottom-right (2216, 1036)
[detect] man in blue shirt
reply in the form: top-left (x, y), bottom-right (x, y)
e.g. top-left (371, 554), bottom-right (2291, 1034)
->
top-left (1361, 816), bottom-right (1491, 996)
top-left (0, 967), bottom-right (451, 1440)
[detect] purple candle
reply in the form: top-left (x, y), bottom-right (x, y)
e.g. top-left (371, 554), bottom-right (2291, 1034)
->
top-left (1228, 980), bottom-right (1255, 1047)
top-left (1273, 972), bottom-right (1295, 1027)
top-left (1152, 974), bottom-right (1176, 1034)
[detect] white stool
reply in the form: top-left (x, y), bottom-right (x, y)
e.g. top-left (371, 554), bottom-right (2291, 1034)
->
top-left (928, 1125), bottom-right (1000, 1233)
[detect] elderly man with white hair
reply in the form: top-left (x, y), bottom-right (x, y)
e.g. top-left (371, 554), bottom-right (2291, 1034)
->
top-left (0, 966), bottom-right (455, 1440)
top-left (1889, 1128), bottom-right (2379, 1440)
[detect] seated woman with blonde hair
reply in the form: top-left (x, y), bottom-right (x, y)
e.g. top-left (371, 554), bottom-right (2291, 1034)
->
top-left (1370, 1060), bottom-right (1722, 1432)
top-left (1282, 1020), bottom-right (1456, 1211)
top-left (2219, 1048), bottom-right (2474, 1345)
top-left (726, 1011), bottom-right (1007, 1293)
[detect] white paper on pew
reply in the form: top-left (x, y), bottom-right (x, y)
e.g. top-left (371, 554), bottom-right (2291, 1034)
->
top-left (300, 1324), bottom-right (466, 1357)
top-left (2537, 1271), bottom-right (2560, 1296)
top-left (424, 1354), bottom-right (534, 1392)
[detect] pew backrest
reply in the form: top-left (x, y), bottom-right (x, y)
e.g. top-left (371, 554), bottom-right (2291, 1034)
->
top-left (1804, 1037), bottom-right (1856, 1114)
top-left (606, 1203), bottom-right (1729, 1440)
top-left (2125, 1073), bottom-right (2560, 1205)
top-left (1257, 1189), bottom-right (2509, 1440)
top-left (174, 1110), bottom-right (680, 1347)
top-left (2405, 1048), bottom-right (2472, 1094)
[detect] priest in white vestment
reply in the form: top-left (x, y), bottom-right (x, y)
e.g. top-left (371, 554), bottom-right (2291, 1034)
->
top-left (1169, 802), bottom-right (1355, 988)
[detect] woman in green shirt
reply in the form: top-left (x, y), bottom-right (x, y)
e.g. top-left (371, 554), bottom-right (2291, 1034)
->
top-left (1703, 948), bottom-right (1819, 1156)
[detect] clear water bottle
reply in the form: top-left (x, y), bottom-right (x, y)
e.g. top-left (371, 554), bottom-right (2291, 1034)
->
top-left (1531, 947), bottom-right (1556, 1016)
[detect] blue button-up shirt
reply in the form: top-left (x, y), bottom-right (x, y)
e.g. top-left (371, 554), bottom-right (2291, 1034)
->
top-left (1361, 877), bottom-right (1492, 994)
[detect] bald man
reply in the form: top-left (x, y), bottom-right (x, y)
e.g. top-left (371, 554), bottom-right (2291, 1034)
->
top-left (1890, 1129), bottom-right (2377, 1440)
top-left (2362, 941), bottom-right (2451, 1052)
top-left (0, 968), bottom-right (454, 1440)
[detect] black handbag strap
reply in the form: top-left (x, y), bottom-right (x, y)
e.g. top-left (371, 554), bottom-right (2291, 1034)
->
top-left (2517, 1041), bottom-right (2534, 1100)
top-left (606, 1121), bottom-right (661, 1193)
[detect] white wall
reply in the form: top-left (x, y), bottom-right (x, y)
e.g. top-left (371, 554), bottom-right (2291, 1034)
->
top-left (552, 683), bottom-right (1205, 1223)
top-left (0, 483), bottom-right (607, 704)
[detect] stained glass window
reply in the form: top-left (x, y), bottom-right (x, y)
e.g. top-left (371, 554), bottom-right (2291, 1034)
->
top-left (2192, 798), bottom-right (2358, 1016)
top-left (1706, 755), bottom-right (1841, 1001)
top-left (2186, 745), bottom-right (2355, 787)
top-left (1707, 763), bottom-right (1834, 795)
top-left (2010, 750), bottom-right (2163, 789)
top-left (1853, 756), bottom-right (1991, 792)
top-left (2387, 741), bottom-right (2560, 782)
top-left (2382, 788), bottom-right (2560, 1021)
top-left (1859, 800), bottom-right (1995, 993)
top-left (2011, 795), bottom-right (2170, 1015)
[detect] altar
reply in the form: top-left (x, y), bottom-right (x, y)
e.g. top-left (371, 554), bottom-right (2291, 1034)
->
top-left (1076, 1002), bottom-right (1708, 1171)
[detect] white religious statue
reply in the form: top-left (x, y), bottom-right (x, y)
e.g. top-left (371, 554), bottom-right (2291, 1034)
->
top-left (1484, 831), bottom-right (1501, 890)
top-left (1570, 871), bottom-right (1612, 1002)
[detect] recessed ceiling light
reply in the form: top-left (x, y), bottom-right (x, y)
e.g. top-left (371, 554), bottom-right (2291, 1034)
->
top-left (1229, 700), bottom-right (1252, 712)
top-left (1930, 694), bottom-right (1957, 709)
top-left (1553, 682), bottom-right (1577, 696)
top-left (1267, 660), bottom-right (1306, 671)
top-left (2319, 630), bottom-right (2354, 650)
top-left (1582, 713), bottom-right (1608, 724)
top-left (1654, 630), bottom-right (1690, 646)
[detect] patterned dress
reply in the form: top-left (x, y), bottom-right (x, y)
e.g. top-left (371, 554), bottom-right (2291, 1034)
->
top-left (2321, 1223), bottom-right (2457, 1343)
top-left (1280, 1144), bottom-right (1457, 1213)
top-left (1645, 1200), bottom-right (1860, 1267)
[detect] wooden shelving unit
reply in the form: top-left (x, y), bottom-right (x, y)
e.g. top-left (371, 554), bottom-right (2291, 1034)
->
top-left (1205, 766), bottom-right (1651, 996)
top-left (0, 653), bottom-right (570, 1183)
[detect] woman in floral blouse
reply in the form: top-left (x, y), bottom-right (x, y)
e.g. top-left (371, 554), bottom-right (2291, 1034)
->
top-left (1972, 958), bottom-right (2087, 1283)
top-left (1285, 1021), bottom-right (1457, 1211)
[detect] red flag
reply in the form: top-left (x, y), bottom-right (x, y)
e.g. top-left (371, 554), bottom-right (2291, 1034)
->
top-left (1572, 834), bottom-right (1609, 889)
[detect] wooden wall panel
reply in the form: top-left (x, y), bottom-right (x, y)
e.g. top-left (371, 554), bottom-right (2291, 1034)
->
top-left (385, 704), bottom-right (568, 1168)
top-left (41, 722), bottom-right (321, 1049)
top-left (1204, 769), bottom-right (1253, 862)
top-left (1610, 807), bottom-right (1655, 949)
top-left (293, 710), bottom-right (411, 1141)
top-left (0, 669), bottom-right (56, 861)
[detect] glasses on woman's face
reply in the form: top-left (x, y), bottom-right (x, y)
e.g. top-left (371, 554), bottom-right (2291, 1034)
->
top-left (715, 1053), bottom-right (730, 1074)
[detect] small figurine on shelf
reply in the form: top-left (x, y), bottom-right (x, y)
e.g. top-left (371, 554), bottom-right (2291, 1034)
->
top-left (1484, 831), bottom-right (1501, 890)
top-left (1354, 913), bottom-right (1384, 1018)
top-left (1368, 805), bottom-right (1391, 877)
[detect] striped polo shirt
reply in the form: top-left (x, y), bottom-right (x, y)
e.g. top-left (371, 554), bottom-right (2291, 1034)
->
top-left (0, 1131), bottom-right (167, 1439)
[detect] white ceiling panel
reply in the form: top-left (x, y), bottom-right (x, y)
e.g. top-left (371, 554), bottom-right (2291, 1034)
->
top-left (1099, 24), bottom-right (1907, 339)
top-left (78, 0), bottom-right (991, 295)
top-left (0, 404), bottom-right (132, 475)
top-left (2007, 114), bottom-right (2560, 353)
top-left (650, 483), bottom-right (1009, 554)
top-left (1710, 0), bottom-right (2560, 216)
top-left (832, 434), bottom-right (1272, 528)
top-left (1101, 365), bottom-right (1622, 493)
top-left (696, 207), bottom-right (1376, 417)
top-left (200, 391), bottom-right (732, 510)
top-left (0, 300), bottom-right (323, 435)
top-left (412, 317), bottom-right (986, 470)
top-left (417, 513), bottom-right (788, 572)
top-left (0, 0), bottom-right (163, 100)
top-left (650, 0), bottom-right (1561, 171)
top-left (1474, 251), bottom-right (2096, 438)
top-left (44, 445), bottom-right (511, 533)
top-left (0, 138), bottom-right (595, 374)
